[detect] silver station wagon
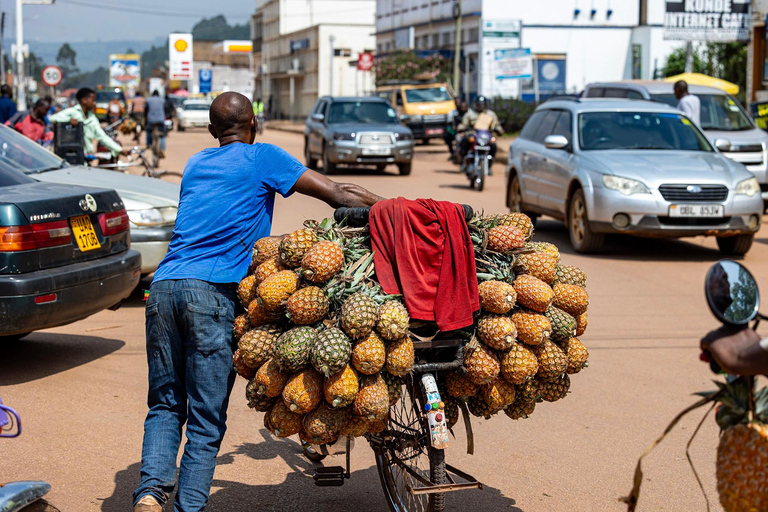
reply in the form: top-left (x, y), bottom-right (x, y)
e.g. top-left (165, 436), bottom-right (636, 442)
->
top-left (505, 99), bottom-right (763, 255)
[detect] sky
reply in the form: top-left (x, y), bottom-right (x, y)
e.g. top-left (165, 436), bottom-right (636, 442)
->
top-left (15, 0), bottom-right (254, 43)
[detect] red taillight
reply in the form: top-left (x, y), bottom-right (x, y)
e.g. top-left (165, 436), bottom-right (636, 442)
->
top-left (98, 209), bottom-right (129, 236)
top-left (0, 220), bottom-right (72, 252)
top-left (0, 226), bottom-right (36, 251)
top-left (33, 220), bottom-right (72, 248)
top-left (35, 293), bottom-right (57, 304)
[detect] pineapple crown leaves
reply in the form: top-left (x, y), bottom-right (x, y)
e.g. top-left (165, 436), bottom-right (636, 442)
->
top-left (695, 377), bottom-right (768, 430)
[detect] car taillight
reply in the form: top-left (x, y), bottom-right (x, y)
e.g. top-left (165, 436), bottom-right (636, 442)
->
top-left (0, 220), bottom-right (72, 252)
top-left (99, 209), bottom-right (130, 236)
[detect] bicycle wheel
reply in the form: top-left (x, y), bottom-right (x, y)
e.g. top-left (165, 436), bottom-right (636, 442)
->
top-left (372, 376), bottom-right (446, 512)
top-left (153, 170), bottom-right (184, 183)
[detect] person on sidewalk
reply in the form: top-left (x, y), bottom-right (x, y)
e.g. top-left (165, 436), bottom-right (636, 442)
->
top-left (133, 92), bottom-right (383, 512)
top-left (0, 84), bottom-right (17, 124)
top-left (674, 80), bottom-right (701, 126)
top-left (7, 98), bottom-right (53, 145)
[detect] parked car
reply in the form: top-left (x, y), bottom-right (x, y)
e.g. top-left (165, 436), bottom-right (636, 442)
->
top-left (0, 163), bottom-right (141, 341)
top-left (305, 96), bottom-right (414, 175)
top-left (177, 99), bottom-right (211, 131)
top-left (583, 81), bottom-right (768, 207)
top-left (505, 99), bottom-right (763, 255)
top-left (373, 81), bottom-right (455, 143)
top-left (0, 124), bottom-right (178, 276)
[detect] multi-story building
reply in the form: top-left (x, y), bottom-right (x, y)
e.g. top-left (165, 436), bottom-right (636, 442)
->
top-left (375, 0), bottom-right (684, 100)
top-left (252, 0), bottom-right (377, 119)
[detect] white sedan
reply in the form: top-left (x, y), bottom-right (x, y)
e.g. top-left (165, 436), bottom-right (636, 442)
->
top-left (177, 100), bottom-right (211, 131)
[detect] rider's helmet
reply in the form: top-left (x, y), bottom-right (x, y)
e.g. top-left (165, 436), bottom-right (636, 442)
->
top-left (474, 96), bottom-right (488, 113)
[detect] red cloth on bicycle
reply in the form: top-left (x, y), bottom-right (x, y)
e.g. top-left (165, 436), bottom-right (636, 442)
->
top-left (369, 197), bottom-right (478, 331)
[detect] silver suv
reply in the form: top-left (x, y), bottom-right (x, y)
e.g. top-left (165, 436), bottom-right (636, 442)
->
top-left (304, 96), bottom-right (414, 175)
top-left (584, 81), bottom-right (768, 207)
top-left (505, 99), bottom-right (763, 255)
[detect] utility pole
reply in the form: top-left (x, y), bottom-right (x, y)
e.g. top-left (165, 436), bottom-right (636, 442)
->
top-left (329, 34), bottom-right (335, 97)
top-left (15, 0), bottom-right (25, 110)
top-left (0, 13), bottom-right (6, 84)
top-left (684, 41), bottom-right (694, 74)
top-left (452, 0), bottom-right (462, 94)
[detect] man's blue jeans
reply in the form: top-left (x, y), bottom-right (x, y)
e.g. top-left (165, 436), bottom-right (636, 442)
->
top-left (133, 279), bottom-right (238, 511)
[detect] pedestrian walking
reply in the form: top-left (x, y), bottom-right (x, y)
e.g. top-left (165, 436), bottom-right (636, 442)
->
top-left (145, 91), bottom-right (166, 157)
top-left (0, 84), bottom-right (17, 124)
top-left (132, 92), bottom-right (383, 512)
top-left (674, 80), bottom-right (701, 126)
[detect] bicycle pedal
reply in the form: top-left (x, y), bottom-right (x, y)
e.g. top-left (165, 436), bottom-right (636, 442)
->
top-left (313, 466), bottom-right (346, 486)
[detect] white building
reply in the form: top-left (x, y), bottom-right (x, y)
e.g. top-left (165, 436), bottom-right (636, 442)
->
top-left (375, 0), bottom-right (685, 100)
top-left (253, 0), bottom-right (377, 119)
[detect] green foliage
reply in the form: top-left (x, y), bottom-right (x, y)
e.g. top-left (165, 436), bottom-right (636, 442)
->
top-left (725, 266), bottom-right (758, 323)
top-left (663, 45), bottom-right (707, 77)
top-left (375, 50), bottom-right (452, 85)
top-left (492, 98), bottom-right (538, 134)
top-left (192, 15), bottom-right (250, 41)
top-left (663, 43), bottom-right (748, 103)
top-left (140, 45), bottom-right (168, 80)
top-left (56, 43), bottom-right (78, 76)
top-left (61, 66), bottom-right (109, 90)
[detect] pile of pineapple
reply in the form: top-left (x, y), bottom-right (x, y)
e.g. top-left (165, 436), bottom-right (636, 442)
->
top-left (232, 211), bottom-right (590, 447)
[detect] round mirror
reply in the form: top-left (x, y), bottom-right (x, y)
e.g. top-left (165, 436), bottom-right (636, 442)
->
top-left (705, 260), bottom-right (760, 325)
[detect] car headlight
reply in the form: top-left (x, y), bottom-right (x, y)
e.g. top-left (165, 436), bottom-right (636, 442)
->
top-left (735, 177), bottom-right (760, 197)
top-left (333, 132), bottom-right (355, 141)
top-left (602, 175), bottom-right (651, 195)
top-left (410, 115), bottom-right (423, 123)
top-left (159, 206), bottom-right (178, 224)
top-left (128, 207), bottom-right (177, 227)
top-left (396, 132), bottom-right (413, 141)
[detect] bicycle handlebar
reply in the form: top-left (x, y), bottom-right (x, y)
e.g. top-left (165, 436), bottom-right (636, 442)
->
top-left (335, 204), bottom-right (474, 227)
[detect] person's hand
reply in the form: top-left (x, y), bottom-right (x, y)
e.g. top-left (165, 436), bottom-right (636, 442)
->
top-left (701, 325), bottom-right (761, 374)
top-left (69, 118), bottom-right (79, 127)
top-left (120, 147), bottom-right (131, 156)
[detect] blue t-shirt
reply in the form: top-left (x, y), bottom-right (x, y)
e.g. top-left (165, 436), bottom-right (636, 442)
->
top-left (153, 142), bottom-right (306, 284)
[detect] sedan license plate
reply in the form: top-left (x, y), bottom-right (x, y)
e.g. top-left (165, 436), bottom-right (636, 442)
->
top-left (426, 128), bottom-right (444, 135)
top-left (362, 147), bottom-right (391, 156)
top-left (668, 204), bottom-right (724, 218)
top-left (70, 215), bottom-right (101, 252)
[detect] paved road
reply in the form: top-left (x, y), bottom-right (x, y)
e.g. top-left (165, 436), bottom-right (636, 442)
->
top-left (4, 127), bottom-right (766, 511)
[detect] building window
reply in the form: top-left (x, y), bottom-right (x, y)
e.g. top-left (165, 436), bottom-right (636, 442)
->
top-left (468, 28), bottom-right (479, 43)
top-left (442, 32), bottom-right (451, 47)
top-left (377, 43), bottom-right (383, 53)
top-left (384, 42), bottom-right (391, 51)
top-left (422, 35), bottom-right (430, 48)
top-left (432, 34), bottom-right (440, 47)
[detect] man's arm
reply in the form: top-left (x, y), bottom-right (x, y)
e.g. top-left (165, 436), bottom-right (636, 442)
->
top-left (292, 169), bottom-right (384, 209)
top-left (93, 123), bottom-right (123, 156)
top-left (701, 325), bottom-right (768, 375)
top-left (457, 111), bottom-right (473, 132)
top-left (48, 108), bottom-right (73, 124)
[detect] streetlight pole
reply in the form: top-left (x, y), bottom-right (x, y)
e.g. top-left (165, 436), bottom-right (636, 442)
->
top-left (452, 0), bottom-right (462, 95)
top-left (329, 35), bottom-right (335, 97)
top-left (15, 0), bottom-right (25, 110)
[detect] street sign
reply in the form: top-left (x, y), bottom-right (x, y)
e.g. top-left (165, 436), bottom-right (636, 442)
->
top-left (41, 65), bottom-right (62, 87)
top-left (199, 68), bottom-right (212, 94)
top-left (169, 33), bottom-right (193, 80)
top-left (358, 52), bottom-right (373, 72)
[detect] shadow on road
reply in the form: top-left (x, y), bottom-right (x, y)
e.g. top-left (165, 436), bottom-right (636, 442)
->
top-left (121, 278), bottom-right (152, 308)
top-left (324, 167), bottom-right (402, 178)
top-left (0, 333), bottom-right (124, 385)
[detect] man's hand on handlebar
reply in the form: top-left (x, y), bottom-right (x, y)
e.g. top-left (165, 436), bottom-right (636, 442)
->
top-left (120, 147), bottom-right (131, 156)
top-left (700, 325), bottom-right (768, 376)
top-left (69, 118), bottom-right (79, 127)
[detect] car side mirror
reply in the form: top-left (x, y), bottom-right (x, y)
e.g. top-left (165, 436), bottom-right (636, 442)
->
top-left (705, 260), bottom-right (760, 325)
top-left (715, 138), bottom-right (731, 152)
top-left (311, 113), bottom-right (325, 122)
top-left (544, 134), bottom-right (570, 150)
top-left (399, 114), bottom-right (411, 123)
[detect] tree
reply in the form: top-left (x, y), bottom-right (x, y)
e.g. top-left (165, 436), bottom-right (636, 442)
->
top-left (375, 50), bottom-right (452, 85)
top-left (56, 43), bottom-right (78, 76)
top-left (663, 42), bottom-right (748, 103)
top-left (192, 15), bottom-right (249, 41)
top-left (663, 45), bottom-right (707, 77)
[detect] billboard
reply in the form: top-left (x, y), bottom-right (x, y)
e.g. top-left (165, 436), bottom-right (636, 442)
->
top-left (109, 54), bottom-right (141, 88)
top-left (169, 33), bottom-right (193, 80)
top-left (479, 19), bottom-right (522, 98)
top-left (493, 48), bottom-right (532, 80)
top-left (663, 0), bottom-right (751, 42)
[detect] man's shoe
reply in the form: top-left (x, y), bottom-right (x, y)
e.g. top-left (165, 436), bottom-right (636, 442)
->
top-left (134, 494), bottom-right (162, 512)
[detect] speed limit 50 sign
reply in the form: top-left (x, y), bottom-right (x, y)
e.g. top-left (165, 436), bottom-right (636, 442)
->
top-left (42, 65), bottom-right (62, 87)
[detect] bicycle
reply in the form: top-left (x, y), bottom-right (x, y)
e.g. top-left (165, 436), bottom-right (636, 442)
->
top-left (97, 146), bottom-right (183, 182)
top-left (149, 124), bottom-right (162, 169)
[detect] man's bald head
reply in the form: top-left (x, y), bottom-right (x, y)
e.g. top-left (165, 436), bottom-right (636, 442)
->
top-left (209, 92), bottom-right (256, 143)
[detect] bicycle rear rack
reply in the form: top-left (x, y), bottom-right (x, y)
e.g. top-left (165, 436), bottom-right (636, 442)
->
top-left (390, 454), bottom-right (484, 496)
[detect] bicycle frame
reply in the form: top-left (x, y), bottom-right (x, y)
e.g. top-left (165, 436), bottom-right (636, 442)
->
top-left (0, 397), bottom-right (21, 438)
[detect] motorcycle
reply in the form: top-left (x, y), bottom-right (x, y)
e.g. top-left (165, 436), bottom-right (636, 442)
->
top-left (462, 130), bottom-right (493, 191)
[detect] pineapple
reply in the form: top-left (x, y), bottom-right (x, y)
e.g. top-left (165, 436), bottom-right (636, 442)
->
top-left (265, 400), bottom-right (302, 438)
top-left (376, 300), bottom-right (410, 341)
top-left (445, 371), bottom-right (479, 399)
top-left (563, 337), bottom-right (589, 374)
top-left (233, 350), bottom-right (257, 380)
top-left (533, 340), bottom-right (568, 381)
top-left (575, 312), bottom-right (588, 337)
top-left (340, 292), bottom-right (379, 340)
top-left (478, 280), bottom-right (517, 314)
top-left (233, 314), bottom-right (251, 341)
top-left (273, 326), bottom-right (317, 372)
top-left (515, 248), bottom-right (559, 285)
top-left (367, 419), bottom-right (388, 434)
top-left (286, 286), bottom-right (329, 325)
top-left (254, 257), bottom-right (285, 286)
top-left (467, 394), bottom-right (496, 419)
top-left (510, 310), bottom-right (551, 346)
top-left (496, 212), bottom-right (534, 241)
top-left (516, 379), bottom-right (541, 403)
top-left (480, 379), bottom-right (517, 413)
top-left (444, 398), bottom-right (460, 429)
top-left (279, 228), bottom-right (317, 267)
top-left (717, 423), bottom-right (768, 511)
top-left (545, 306), bottom-right (577, 343)
top-left (247, 300), bottom-right (284, 327)
top-left (539, 375), bottom-right (570, 402)
top-left (238, 324), bottom-right (281, 369)
top-left (527, 241), bottom-right (560, 259)
top-left (253, 358), bottom-right (290, 397)
top-left (301, 240), bottom-right (344, 283)
top-left (324, 364), bottom-right (359, 407)
top-left (385, 337), bottom-right (415, 376)
top-left (554, 264), bottom-right (587, 288)
top-left (477, 314), bottom-right (517, 351)
top-left (282, 369), bottom-right (323, 413)
top-left (513, 274), bottom-right (554, 313)
top-left (351, 331), bottom-right (386, 375)
top-left (487, 225), bottom-right (526, 252)
top-left (500, 342), bottom-right (539, 385)
top-left (552, 283), bottom-right (589, 317)
top-left (302, 404), bottom-right (350, 445)
top-left (382, 371), bottom-right (403, 406)
top-left (353, 373), bottom-right (389, 421)
top-left (257, 270), bottom-right (299, 310)
top-left (311, 327), bottom-right (353, 377)
top-left (252, 236), bottom-right (282, 267)
top-left (340, 415), bottom-right (370, 438)
top-left (464, 344), bottom-right (500, 385)
top-left (246, 378), bottom-right (278, 411)
top-left (505, 397), bottom-right (536, 420)
top-left (237, 274), bottom-right (259, 308)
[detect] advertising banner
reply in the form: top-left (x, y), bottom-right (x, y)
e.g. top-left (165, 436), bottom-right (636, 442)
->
top-left (493, 48), bottom-right (532, 80)
top-left (169, 33), bottom-right (193, 80)
top-left (199, 69), bottom-right (212, 94)
top-left (663, 0), bottom-right (751, 41)
top-left (479, 19), bottom-right (522, 98)
top-left (109, 54), bottom-right (140, 88)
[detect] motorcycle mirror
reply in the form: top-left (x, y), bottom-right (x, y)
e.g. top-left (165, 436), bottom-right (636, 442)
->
top-left (705, 259), bottom-right (760, 325)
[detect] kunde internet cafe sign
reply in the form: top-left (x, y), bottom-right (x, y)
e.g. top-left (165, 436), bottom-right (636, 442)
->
top-left (664, 0), bottom-right (751, 42)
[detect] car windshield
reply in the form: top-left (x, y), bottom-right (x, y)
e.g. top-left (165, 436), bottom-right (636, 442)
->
top-left (650, 93), bottom-right (753, 131)
top-left (184, 103), bottom-right (209, 111)
top-left (0, 163), bottom-right (36, 186)
top-left (0, 125), bottom-right (66, 173)
top-left (404, 87), bottom-right (452, 104)
top-left (578, 111), bottom-right (714, 151)
top-left (327, 102), bottom-right (398, 124)
top-left (96, 91), bottom-right (125, 103)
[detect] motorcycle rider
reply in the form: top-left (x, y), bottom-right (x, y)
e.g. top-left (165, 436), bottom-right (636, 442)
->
top-left (445, 98), bottom-right (468, 163)
top-left (701, 326), bottom-right (768, 376)
top-left (457, 96), bottom-right (504, 170)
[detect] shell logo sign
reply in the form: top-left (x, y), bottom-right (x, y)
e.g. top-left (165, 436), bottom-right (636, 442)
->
top-left (169, 33), bottom-right (193, 80)
top-left (174, 39), bottom-right (188, 53)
